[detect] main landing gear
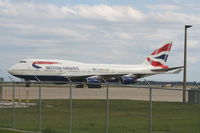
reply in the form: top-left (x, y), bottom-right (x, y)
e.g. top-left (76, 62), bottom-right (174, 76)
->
top-left (76, 83), bottom-right (84, 88)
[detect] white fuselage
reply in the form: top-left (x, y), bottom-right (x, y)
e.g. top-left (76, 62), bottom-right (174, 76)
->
top-left (8, 59), bottom-right (155, 81)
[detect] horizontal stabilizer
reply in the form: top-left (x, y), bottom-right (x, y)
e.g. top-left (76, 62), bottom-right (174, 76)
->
top-left (171, 69), bottom-right (183, 74)
top-left (151, 66), bottom-right (183, 72)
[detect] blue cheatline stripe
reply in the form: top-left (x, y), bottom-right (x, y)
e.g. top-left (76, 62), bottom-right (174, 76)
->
top-left (14, 75), bottom-right (67, 81)
top-left (13, 75), bottom-right (85, 82)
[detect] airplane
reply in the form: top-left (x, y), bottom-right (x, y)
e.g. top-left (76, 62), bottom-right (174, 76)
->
top-left (8, 42), bottom-right (183, 88)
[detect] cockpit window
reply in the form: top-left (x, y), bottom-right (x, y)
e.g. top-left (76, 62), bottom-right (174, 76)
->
top-left (19, 61), bottom-right (27, 63)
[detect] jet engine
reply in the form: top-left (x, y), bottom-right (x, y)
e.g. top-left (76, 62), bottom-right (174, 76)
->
top-left (86, 77), bottom-right (101, 83)
top-left (120, 76), bottom-right (137, 84)
top-left (85, 76), bottom-right (101, 88)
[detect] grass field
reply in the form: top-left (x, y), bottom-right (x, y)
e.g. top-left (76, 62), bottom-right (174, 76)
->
top-left (0, 99), bottom-right (199, 133)
top-left (0, 129), bottom-right (23, 133)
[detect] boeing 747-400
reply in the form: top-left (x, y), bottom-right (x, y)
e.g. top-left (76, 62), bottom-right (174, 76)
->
top-left (8, 42), bottom-right (182, 88)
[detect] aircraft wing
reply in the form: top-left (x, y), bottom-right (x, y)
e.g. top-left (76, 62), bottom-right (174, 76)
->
top-left (63, 66), bottom-right (183, 81)
top-left (63, 72), bottom-right (151, 80)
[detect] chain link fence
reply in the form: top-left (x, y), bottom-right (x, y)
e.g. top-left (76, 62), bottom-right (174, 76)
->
top-left (0, 80), bottom-right (200, 133)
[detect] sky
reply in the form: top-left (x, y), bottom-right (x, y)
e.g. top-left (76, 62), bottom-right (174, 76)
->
top-left (0, 0), bottom-right (200, 82)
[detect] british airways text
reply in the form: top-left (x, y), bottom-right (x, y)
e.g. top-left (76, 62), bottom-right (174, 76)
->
top-left (46, 66), bottom-right (79, 70)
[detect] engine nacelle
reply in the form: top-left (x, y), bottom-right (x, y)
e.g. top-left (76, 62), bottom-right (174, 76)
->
top-left (85, 77), bottom-right (101, 88)
top-left (86, 77), bottom-right (101, 84)
top-left (120, 76), bottom-right (137, 84)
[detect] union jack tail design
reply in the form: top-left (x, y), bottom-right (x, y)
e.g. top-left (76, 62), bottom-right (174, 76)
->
top-left (143, 42), bottom-right (172, 69)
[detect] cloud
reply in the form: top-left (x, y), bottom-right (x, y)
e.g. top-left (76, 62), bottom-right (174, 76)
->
top-left (2, 2), bottom-right (196, 25)
top-left (188, 40), bottom-right (200, 48)
top-left (1, 1), bottom-right (200, 24)
top-left (60, 5), bottom-right (146, 22)
top-left (116, 32), bottom-right (134, 40)
top-left (188, 56), bottom-right (199, 64)
top-left (147, 4), bottom-right (181, 11)
top-left (0, 1), bottom-right (145, 22)
top-left (149, 12), bottom-right (200, 24)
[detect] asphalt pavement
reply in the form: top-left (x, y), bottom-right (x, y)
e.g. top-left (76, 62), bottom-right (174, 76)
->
top-left (1, 86), bottom-right (184, 102)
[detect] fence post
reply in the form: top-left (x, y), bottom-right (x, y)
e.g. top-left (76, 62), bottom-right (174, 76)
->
top-left (18, 87), bottom-right (21, 103)
top-left (5, 87), bottom-right (8, 101)
top-left (102, 78), bottom-right (109, 133)
top-left (34, 76), bottom-right (42, 133)
top-left (0, 84), bottom-right (2, 102)
top-left (193, 81), bottom-right (200, 133)
top-left (8, 76), bottom-right (15, 129)
top-left (26, 87), bottom-right (29, 105)
top-left (66, 77), bottom-right (72, 133)
top-left (0, 78), bottom-right (3, 102)
top-left (144, 80), bottom-right (152, 133)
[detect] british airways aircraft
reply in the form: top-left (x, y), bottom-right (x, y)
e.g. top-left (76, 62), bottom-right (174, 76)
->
top-left (8, 42), bottom-right (182, 88)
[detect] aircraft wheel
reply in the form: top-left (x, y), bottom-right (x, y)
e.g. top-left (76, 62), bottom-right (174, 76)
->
top-left (76, 84), bottom-right (84, 88)
top-left (25, 82), bottom-right (31, 87)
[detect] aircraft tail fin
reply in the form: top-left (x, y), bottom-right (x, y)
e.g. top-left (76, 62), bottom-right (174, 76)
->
top-left (143, 42), bottom-right (172, 69)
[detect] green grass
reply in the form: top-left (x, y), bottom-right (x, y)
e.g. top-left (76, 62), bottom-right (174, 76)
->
top-left (0, 130), bottom-right (15, 133)
top-left (0, 130), bottom-right (19, 133)
top-left (0, 100), bottom-right (200, 133)
top-left (0, 129), bottom-right (28, 133)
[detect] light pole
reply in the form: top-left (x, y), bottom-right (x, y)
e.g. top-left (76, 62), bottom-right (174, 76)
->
top-left (183, 25), bottom-right (192, 103)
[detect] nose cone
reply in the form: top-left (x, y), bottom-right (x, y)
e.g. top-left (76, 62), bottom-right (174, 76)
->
top-left (8, 66), bottom-right (15, 75)
top-left (8, 68), bottom-right (13, 75)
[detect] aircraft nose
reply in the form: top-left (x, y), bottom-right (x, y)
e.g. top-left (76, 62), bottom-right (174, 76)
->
top-left (8, 66), bottom-right (15, 75)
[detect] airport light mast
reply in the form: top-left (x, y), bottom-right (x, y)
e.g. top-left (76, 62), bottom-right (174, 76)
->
top-left (183, 25), bottom-right (192, 103)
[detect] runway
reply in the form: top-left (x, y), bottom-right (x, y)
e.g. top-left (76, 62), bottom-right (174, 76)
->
top-left (0, 86), bottom-right (184, 102)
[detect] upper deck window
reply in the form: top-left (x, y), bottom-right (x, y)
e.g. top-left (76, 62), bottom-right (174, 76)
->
top-left (19, 61), bottom-right (27, 63)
